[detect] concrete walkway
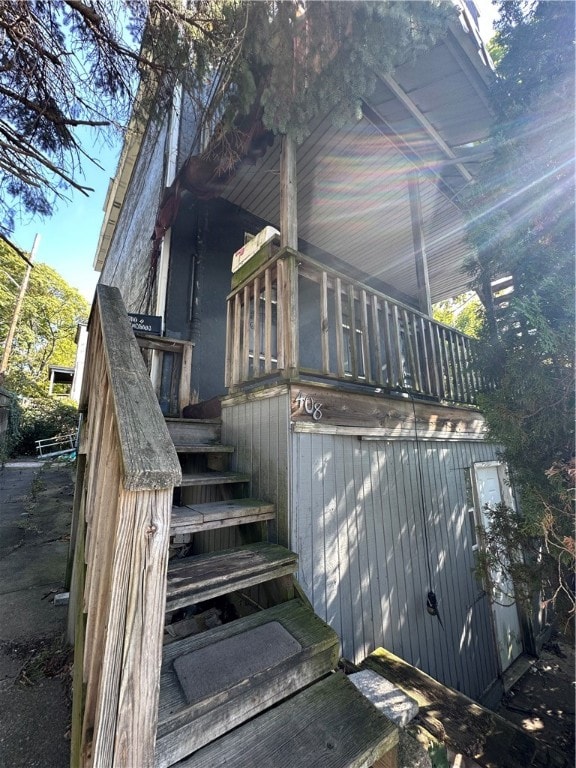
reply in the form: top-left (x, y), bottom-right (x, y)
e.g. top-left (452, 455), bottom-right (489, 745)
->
top-left (0, 460), bottom-right (73, 768)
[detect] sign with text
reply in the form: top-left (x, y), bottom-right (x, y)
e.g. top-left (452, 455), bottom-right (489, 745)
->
top-left (128, 313), bottom-right (162, 336)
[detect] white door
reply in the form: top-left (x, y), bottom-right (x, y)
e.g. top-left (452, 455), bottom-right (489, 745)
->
top-left (473, 461), bottom-right (523, 672)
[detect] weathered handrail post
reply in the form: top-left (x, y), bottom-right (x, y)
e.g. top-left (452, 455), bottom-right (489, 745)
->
top-left (68, 284), bottom-right (181, 768)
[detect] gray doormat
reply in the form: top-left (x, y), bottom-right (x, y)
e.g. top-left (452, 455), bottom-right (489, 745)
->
top-left (173, 621), bottom-right (302, 705)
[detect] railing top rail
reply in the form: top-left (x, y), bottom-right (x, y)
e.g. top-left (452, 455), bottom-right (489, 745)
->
top-left (93, 284), bottom-right (181, 491)
top-left (227, 246), bottom-right (476, 343)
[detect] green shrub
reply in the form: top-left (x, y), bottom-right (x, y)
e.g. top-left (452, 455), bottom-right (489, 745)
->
top-left (13, 398), bottom-right (79, 456)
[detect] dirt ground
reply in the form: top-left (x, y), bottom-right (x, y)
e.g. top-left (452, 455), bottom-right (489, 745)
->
top-left (497, 630), bottom-right (575, 765)
top-left (0, 459), bottom-right (573, 768)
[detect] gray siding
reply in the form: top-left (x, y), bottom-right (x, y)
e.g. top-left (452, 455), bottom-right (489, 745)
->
top-left (291, 433), bottom-right (501, 700)
top-left (100, 118), bottom-right (169, 311)
top-left (221, 391), bottom-right (291, 548)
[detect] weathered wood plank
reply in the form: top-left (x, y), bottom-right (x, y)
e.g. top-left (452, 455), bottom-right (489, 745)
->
top-left (242, 285), bottom-right (251, 381)
top-left (175, 672), bottom-right (398, 768)
top-left (280, 134), bottom-right (298, 250)
top-left (347, 283), bottom-right (358, 379)
top-left (252, 275), bottom-right (261, 375)
top-left (232, 292), bottom-right (242, 386)
top-left (164, 418), bottom-right (221, 445)
top-left (288, 384), bottom-right (486, 441)
top-left (334, 277), bottom-right (345, 378)
top-left (95, 285), bottom-right (181, 490)
top-left (170, 499), bottom-right (275, 534)
top-left (156, 599), bottom-right (340, 768)
top-left (370, 294), bottom-right (384, 386)
top-left (360, 289), bottom-right (372, 383)
top-left (363, 649), bottom-right (568, 768)
top-left (179, 471), bottom-right (251, 487)
top-left (165, 542), bottom-right (298, 612)
top-left (264, 266), bottom-right (273, 374)
top-left (173, 443), bottom-right (234, 454)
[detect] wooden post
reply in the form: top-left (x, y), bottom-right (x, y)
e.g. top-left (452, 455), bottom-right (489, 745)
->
top-left (280, 135), bottom-right (298, 250)
top-left (408, 176), bottom-right (432, 317)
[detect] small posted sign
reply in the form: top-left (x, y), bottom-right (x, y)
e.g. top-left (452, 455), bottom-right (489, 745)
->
top-left (128, 313), bottom-right (162, 336)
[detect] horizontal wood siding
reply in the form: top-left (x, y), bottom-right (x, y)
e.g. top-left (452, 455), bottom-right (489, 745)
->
top-left (221, 390), bottom-right (291, 548)
top-left (100, 120), bottom-right (168, 311)
top-left (291, 433), bottom-right (501, 700)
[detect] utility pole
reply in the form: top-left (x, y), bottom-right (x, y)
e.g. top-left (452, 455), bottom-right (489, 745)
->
top-left (0, 234), bottom-right (40, 377)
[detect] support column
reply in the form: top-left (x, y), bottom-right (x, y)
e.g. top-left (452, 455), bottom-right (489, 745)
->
top-left (280, 134), bottom-right (298, 250)
top-left (408, 175), bottom-right (432, 316)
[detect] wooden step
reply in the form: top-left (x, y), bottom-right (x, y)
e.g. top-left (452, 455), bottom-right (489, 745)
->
top-left (156, 599), bottom-right (340, 767)
top-left (171, 499), bottom-right (275, 535)
top-left (165, 418), bottom-right (221, 446)
top-left (167, 670), bottom-right (397, 768)
top-left (173, 444), bottom-right (234, 454)
top-left (166, 542), bottom-right (297, 613)
top-left (179, 471), bottom-right (250, 487)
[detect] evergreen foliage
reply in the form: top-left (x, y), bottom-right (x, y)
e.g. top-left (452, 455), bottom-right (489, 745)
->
top-left (0, 239), bottom-right (90, 397)
top-left (462, 1), bottom-right (575, 626)
top-left (0, 0), bottom-right (454, 234)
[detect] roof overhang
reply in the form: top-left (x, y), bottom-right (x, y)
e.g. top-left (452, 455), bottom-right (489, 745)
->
top-left (95, 1), bottom-right (494, 303)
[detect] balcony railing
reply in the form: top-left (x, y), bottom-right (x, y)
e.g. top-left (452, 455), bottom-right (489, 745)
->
top-left (225, 247), bottom-right (485, 405)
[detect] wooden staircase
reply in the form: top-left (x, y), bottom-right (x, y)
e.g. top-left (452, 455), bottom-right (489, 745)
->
top-left (155, 415), bottom-right (398, 768)
top-left (68, 286), bottom-right (397, 768)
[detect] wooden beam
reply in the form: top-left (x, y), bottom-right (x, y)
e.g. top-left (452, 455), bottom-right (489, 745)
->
top-left (280, 135), bottom-right (298, 250)
top-left (408, 175), bottom-right (432, 317)
top-left (382, 73), bottom-right (473, 183)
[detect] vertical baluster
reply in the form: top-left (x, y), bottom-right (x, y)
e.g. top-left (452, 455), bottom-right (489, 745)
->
top-left (418, 315), bottom-right (433, 395)
top-left (225, 299), bottom-right (232, 387)
top-left (321, 271), bottom-right (330, 374)
top-left (412, 313), bottom-right (424, 394)
top-left (402, 308), bottom-right (419, 392)
top-left (347, 284), bottom-right (358, 380)
top-left (276, 261), bottom-right (285, 371)
top-left (242, 285), bottom-right (251, 380)
top-left (264, 267), bottom-right (273, 374)
top-left (454, 333), bottom-right (468, 403)
top-left (360, 289), bottom-right (371, 382)
top-left (233, 293), bottom-right (242, 386)
top-left (252, 276), bottom-right (261, 377)
top-left (335, 277), bottom-right (345, 378)
top-left (371, 294), bottom-right (384, 386)
top-left (382, 298), bottom-right (394, 388)
top-left (391, 304), bottom-right (404, 388)
top-left (431, 322), bottom-right (445, 400)
top-left (464, 336), bottom-right (478, 401)
top-left (441, 326), bottom-right (455, 401)
top-left (449, 329), bottom-right (463, 402)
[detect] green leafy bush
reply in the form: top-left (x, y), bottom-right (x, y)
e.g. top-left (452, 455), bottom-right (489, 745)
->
top-left (14, 398), bottom-right (79, 456)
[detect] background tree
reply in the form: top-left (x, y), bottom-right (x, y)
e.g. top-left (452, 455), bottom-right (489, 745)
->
top-left (0, 238), bottom-right (89, 396)
top-left (462, 1), bottom-right (575, 626)
top-left (433, 292), bottom-right (484, 338)
top-left (0, 0), bottom-right (454, 236)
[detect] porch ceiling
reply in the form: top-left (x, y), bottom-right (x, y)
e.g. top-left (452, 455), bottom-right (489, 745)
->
top-left (220, 23), bottom-right (494, 305)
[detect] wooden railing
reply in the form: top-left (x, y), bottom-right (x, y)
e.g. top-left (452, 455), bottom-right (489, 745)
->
top-left (135, 333), bottom-right (194, 416)
top-left (225, 247), bottom-right (484, 404)
top-left (67, 285), bottom-right (181, 768)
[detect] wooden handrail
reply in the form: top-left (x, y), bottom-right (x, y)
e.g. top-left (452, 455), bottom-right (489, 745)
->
top-left (68, 284), bottom-right (181, 768)
top-left (135, 332), bottom-right (194, 417)
top-left (225, 247), bottom-right (485, 404)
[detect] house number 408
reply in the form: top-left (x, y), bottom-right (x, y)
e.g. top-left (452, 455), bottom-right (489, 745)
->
top-left (294, 391), bottom-right (323, 421)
